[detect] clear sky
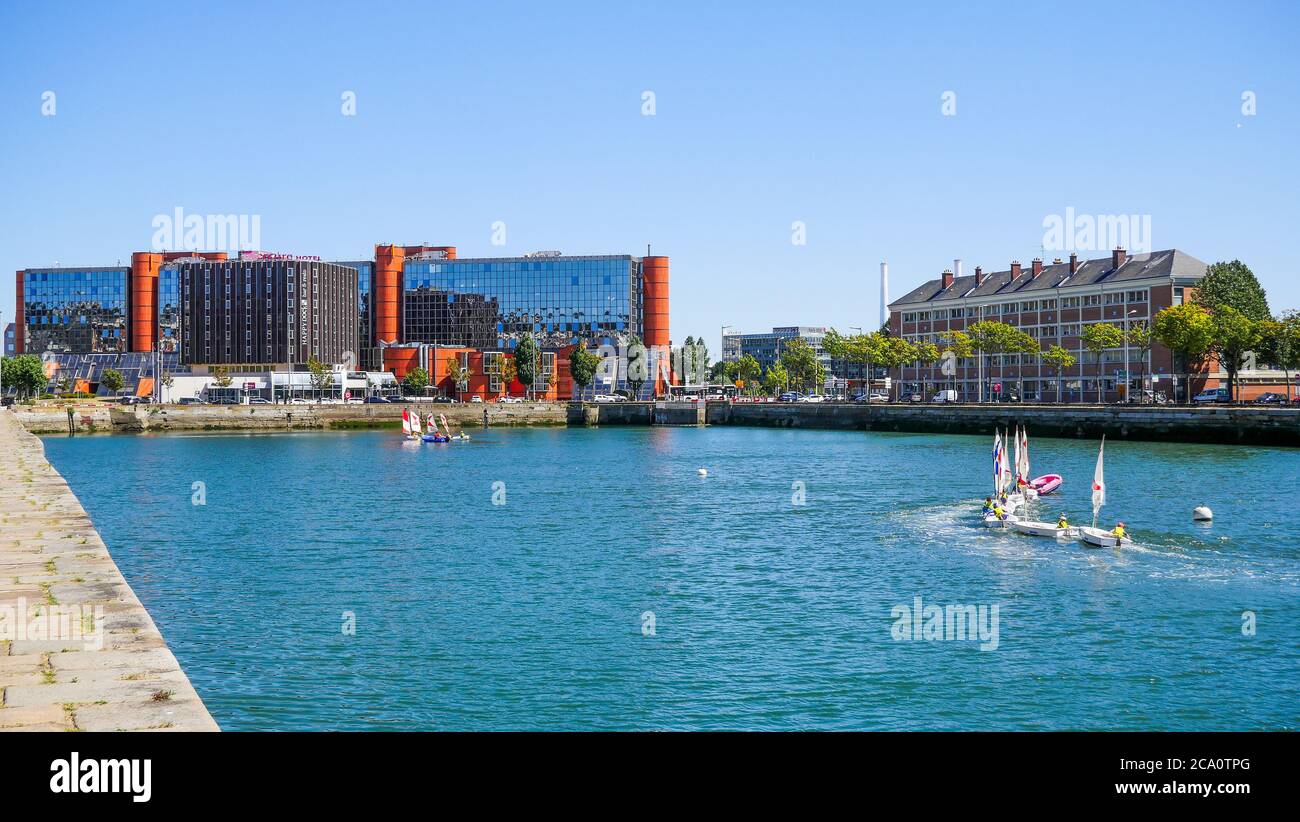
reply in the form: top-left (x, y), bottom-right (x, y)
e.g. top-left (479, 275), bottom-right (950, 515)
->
top-left (2, 0), bottom-right (1297, 353)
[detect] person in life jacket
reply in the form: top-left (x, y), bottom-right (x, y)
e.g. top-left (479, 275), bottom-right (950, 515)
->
top-left (982, 497), bottom-right (994, 514)
top-left (1111, 522), bottom-right (1126, 539)
top-left (1057, 514), bottom-right (1069, 529)
top-left (992, 504), bottom-right (1007, 520)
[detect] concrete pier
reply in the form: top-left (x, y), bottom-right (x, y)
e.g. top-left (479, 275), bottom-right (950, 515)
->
top-left (571, 400), bottom-right (1300, 447)
top-left (0, 412), bottom-right (218, 732)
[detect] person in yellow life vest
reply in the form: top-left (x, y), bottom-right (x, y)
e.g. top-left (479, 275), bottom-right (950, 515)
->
top-left (982, 497), bottom-right (994, 514)
top-left (1111, 521), bottom-right (1127, 539)
top-left (1056, 514), bottom-right (1069, 529)
top-left (992, 504), bottom-right (1007, 520)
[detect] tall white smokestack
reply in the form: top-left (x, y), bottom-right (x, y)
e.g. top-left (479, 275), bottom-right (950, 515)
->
top-left (954, 258), bottom-right (963, 279)
top-left (879, 261), bottom-right (889, 329)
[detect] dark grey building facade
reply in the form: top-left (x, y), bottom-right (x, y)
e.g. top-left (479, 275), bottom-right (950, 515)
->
top-left (177, 258), bottom-right (359, 367)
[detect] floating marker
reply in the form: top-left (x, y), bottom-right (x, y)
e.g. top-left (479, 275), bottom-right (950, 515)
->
top-left (1193, 505), bottom-right (1213, 521)
top-left (697, 468), bottom-right (708, 477)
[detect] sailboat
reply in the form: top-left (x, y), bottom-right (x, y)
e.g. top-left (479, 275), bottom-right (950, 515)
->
top-left (425, 412), bottom-right (448, 443)
top-left (401, 407), bottom-right (414, 438)
top-left (983, 429), bottom-right (1019, 528)
top-left (1010, 426), bottom-right (1075, 538)
top-left (1079, 436), bottom-right (1131, 547)
top-left (440, 413), bottom-right (469, 441)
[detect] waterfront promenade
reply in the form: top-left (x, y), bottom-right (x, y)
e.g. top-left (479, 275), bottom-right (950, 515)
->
top-left (0, 412), bottom-right (217, 731)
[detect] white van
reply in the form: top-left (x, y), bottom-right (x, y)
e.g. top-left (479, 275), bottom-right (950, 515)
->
top-left (931, 390), bottom-right (958, 403)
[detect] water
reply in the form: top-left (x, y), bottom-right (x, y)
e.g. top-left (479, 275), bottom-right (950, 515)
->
top-left (41, 427), bottom-right (1300, 730)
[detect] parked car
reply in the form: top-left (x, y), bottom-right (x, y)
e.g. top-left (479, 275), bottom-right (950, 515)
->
top-left (931, 390), bottom-right (958, 403)
top-left (592, 394), bottom-right (624, 403)
top-left (901, 392), bottom-right (923, 403)
top-left (248, 397), bottom-right (271, 404)
top-left (778, 392), bottom-right (802, 402)
top-left (364, 395), bottom-right (393, 404)
top-left (470, 395), bottom-right (483, 403)
top-left (432, 396), bottom-right (457, 404)
top-left (995, 391), bottom-right (1021, 403)
top-left (867, 392), bottom-right (889, 403)
top-left (1125, 389), bottom-right (1170, 405)
top-left (177, 396), bottom-right (203, 405)
top-left (1193, 388), bottom-right (1231, 404)
top-left (496, 396), bottom-right (523, 404)
top-left (798, 394), bottom-right (825, 403)
top-left (1253, 392), bottom-right (1286, 405)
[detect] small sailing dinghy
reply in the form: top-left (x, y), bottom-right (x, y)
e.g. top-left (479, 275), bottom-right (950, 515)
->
top-left (1079, 436), bottom-right (1131, 548)
top-left (1012, 519), bottom-right (1079, 539)
top-left (440, 413), bottom-right (469, 441)
top-left (422, 412), bottom-right (448, 443)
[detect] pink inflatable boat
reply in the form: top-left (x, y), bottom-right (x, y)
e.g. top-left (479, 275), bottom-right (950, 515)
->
top-left (1030, 474), bottom-right (1063, 495)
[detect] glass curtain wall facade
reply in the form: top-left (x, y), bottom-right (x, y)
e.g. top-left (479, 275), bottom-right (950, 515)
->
top-left (21, 268), bottom-right (130, 355)
top-left (333, 259), bottom-right (376, 367)
top-left (158, 264), bottom-right (181, 353)
top-left (402, 255), bottom-right (640, 351)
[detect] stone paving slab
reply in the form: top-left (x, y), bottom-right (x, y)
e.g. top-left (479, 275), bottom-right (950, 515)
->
top-left (0, 412), bottom-right (218, 732)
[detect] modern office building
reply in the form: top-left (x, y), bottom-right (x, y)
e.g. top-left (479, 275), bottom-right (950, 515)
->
top-left (887, 249), bottom-right (1220, 402)
top-left (175, 254), bottom-right (359, 367)
top-left (4, 322), bottom-right (17, 357)
top-left (721, 326), bottom-right (831, 375)
top-left (16, 241), bottom-right (671, 399)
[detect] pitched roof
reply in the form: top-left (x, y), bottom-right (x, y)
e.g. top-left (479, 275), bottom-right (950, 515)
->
top-left (888, 250), bottom-right (1209, 309)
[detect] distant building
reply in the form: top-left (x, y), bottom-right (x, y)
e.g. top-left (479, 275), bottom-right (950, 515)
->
top-left (3, 322), bottom-right (14, 357)
top-left (887, 248), bottom-right (1238, 402)
top-left (175, 255), bottom-right (359, 367)
top-left (721, 326), bottom-right (830, 375)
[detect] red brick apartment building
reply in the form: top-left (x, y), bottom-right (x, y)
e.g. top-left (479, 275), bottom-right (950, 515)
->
top-left (888, 248), bottom-right (1288, 403)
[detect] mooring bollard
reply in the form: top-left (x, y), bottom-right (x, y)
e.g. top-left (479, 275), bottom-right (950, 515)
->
top-left (67, 406), bottom-right (75, 436)
top-left (482, 407), bottom-right (489, 428)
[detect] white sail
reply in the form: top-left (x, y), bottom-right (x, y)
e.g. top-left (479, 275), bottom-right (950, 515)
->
top-left (993, 430), bottom-right (1004, 494)
top-left (1000, 429), bottom-right (1013, 494)
top-left (1012, 426), bottom-right (1022, 489)
top-left (1091, 436), bottom-right (1106, 524)
top-left (411, 409), bottom-right (423, 435)
top-left (401, 408), bottom-right (412, 436)
top-left (427, 413), bottom-right (437, 433)
top-left (1018, 426), bottom-right (1030, 488)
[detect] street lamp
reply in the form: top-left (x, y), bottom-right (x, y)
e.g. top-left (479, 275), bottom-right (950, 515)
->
top-left (1123, 308), bottom-right (1139, 403)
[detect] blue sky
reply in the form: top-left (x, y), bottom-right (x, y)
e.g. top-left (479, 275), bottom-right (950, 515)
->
top-left (2, 0), bottom-right (1298, 352)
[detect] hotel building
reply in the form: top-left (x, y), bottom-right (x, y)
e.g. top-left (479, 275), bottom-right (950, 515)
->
top-left (887, 248), bottom-right (1211, 403)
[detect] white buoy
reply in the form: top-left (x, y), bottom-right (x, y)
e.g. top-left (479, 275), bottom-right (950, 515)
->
top-left (697, 468), bottom-right (708, 477)
top-left (1193, 505), bottom-right (1213, 521)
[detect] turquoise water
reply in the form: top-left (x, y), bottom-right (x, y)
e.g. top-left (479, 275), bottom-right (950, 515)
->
top-left (42, 427), bottom-right (1300, 731)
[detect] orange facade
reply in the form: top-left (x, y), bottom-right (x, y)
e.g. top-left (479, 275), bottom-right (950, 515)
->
top-left (129, 252), bottom-right (161, 353)
top-left (642, 256), bottom-right (670, 348)
top-left (374, 245), bottom-right (404, 345)
top-left (383, 345), bottom-right (573, 401)
top-left (13, 270), bottom-right (24, 354)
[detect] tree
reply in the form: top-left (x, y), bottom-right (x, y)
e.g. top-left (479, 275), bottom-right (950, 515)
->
top-left (939, 330), bottom-right (975, 399)
top-left (101, 368), bottom-right (125, 396)
top-left (1209, 305), bottom-right (1262, 403)
top-left (498, 355), bottom-right (517, 399)
top-left (443, 359), bottom-right (468, 400)
top-left (402, 367), bottom-right (430, 397)
top-left (55, 372), bottom-right (72, 394)
top-left (1041, 345), bottom-right (1077, 404)
top-left (625, 336), bottom-right (648, 398)
top-left (1197, 260), bottom-right (1270, 322)
top-left (968, 321), bottom-right (1036, 401)
top-left (1259, 312), bottom-right (1300, 403)
top-left (779, 337), bottom-right (824, 394)
top-left (160, 371), bottom-right (174, 403)
top-left (211, 365), bottom-right (233, 388)
top-left (909, 340), bottom-right (941, 399)
top-left (1, 355), bottom-right (47, 399)
top-left (1126, 322), bottom-right (1154, 402)
top-left (568, 343), bottom-right (601, 400)
top-left (762, 361), bottom-right (789, 395)
top-left (1080, 323), bottom-right (1124, 403)
top-left (515, 335), bottom-right (539, 399)
top-left (733, 354), bottom-right (762, 395)
top-left (306, 357), bottom-right (334, 401)
top-left (1153, 302), bottom-right (1214, 404)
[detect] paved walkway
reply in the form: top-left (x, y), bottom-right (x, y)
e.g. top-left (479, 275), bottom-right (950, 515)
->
top-left (0, 412), bottom-right (217, 731)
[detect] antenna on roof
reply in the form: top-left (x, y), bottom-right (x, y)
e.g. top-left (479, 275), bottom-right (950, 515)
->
top-left (647, 243), bottom-right (652, 256)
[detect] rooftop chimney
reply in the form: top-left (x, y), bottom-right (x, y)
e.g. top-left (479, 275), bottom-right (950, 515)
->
top-left (1010, 260), bottom-right (1021, 279)
top-left (1052, 257), bottom-right (1063, 264)
top-left (1112, 247), bottom-right (1126, 270)
top-left (1069, 252), bottom-right (1078, 273)
top-left (879, 262), bottom-right (889, 328)
top-left (954, 258), bottom-right (963, 279)
top-left (941, 268), bottom-right (954, 289)
top-left (974, 266), bottom-right (984, 286)
top-left (1031, 257), bottom-right (1043, 278)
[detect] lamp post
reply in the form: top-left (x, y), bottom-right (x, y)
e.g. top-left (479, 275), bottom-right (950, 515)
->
top-left (1123, 308), bottom-right (1139, 403)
